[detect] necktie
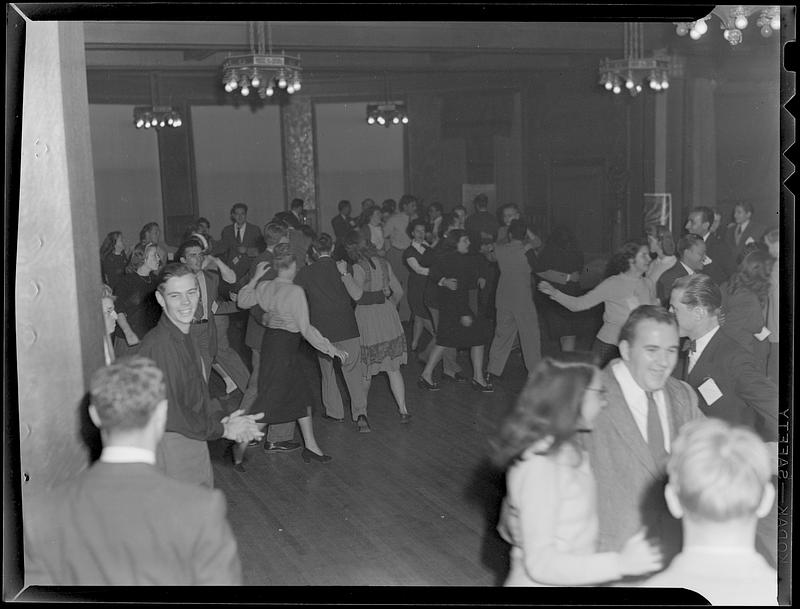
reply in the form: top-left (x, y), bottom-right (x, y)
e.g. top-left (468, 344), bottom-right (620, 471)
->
top-left (736, 224), bottom-right (743, 244)
top-left (236, 227), bottom-right (242, 244)
top-left (646, 392), bottom-right (668, 467)
top-left (193, 278), bottom-right (205, 322)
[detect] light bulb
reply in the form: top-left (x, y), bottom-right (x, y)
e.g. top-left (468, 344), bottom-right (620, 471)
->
top-left (159, 120), bottom-right (165, 128)
top-left (761, 24), bottom-right (773, 37)
top-left (228, 79), bottom-right (238, 90)
top-left (604, 81), bottom-right (613, 91)
top-left (367, 116), bottom-right (375, 125)
top-left (287, 84), bottom-right (295, 94)
top-left (734, 15), bottom-right (748, 30)
top-left (277, 76), bottom-right (287, 88)
top-left (771, 16), bottom-right (781, 30)
top-left (726, 29), bottom-right (743, 44)
top-left (144, 121), bottom-right (151, 129)
top-left (661, 79), bottom-right (669, 90)
top-left (401, 116), bottom-right (409, 124)
top-left (377, 116), bottom-right (386, 125)
top-left (251, 75), bottom-right (261, 87)
top-left (135, 118), bottom-right (144, 128)
top-left (392, 116), bottom-right (400, 124)
top-left (241, 86), bottom-right (250, 96)
top-left (167, 117), bottom-right (174, 125)
top-left (174, 118), bottom-right (182, 127)
top-left (612, 85), bottom-right (621, 94)
top-left (694, 19), bottom-right (708, 35)
top-left (690, 28), bottom-right (702, 40)
top-left (635, 84), bottom-right (642, 93)
top-left (293, 80), bottom-right (301, 91)
top-left (676, 23), bottom-right (688, 36)
top-left (625, 79), bottom-right (634, 89)
top-left (649, 80), bottom-right (657, 90)
top-left (224, 83), bottom-right (232, 93)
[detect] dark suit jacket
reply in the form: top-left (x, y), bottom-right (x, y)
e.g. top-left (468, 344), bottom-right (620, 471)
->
top-left (720, 286), bottom-right (769, 371)
top-left (294, 257), bottom-right (360, 343)
top-left (656, 261), bottom-right (689, 306)
top-left (682, 328), bottom-right (778, 441)
top-left (582, 362), bottom-right (703, 563)
top-left (24, 461), bottom-right (241, 585)
top-left (725, 221), bottom-right (765, 263)
top-left (331, 214), bottom-right (355, 243)
top-left (702, 233), bottom-right (736, 286)
top-left (218, 222), bottom-right (263, 254)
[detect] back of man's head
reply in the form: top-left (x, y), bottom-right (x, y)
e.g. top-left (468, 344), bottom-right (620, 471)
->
top-left (667, 418), bottom-right (772, 523)
top-left (672, 273), bottom-right (722, 316)
top-left (313, 233), bottom-right (334, 255)
top-left (507, 219), bottom-right (528, 241)
top-left (264, 222), bottom-right (288, 247)
top-left (90, 357), bottom-right (165, 432)
top-left (677, 233), bottom-right (705, 261)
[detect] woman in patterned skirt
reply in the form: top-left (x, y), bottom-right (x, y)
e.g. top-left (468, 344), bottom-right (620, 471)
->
top-left (342, 229), bottom-right (410, 432)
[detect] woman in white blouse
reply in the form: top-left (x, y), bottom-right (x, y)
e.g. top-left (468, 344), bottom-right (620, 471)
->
top-left (358, 206), bottom-right (387, 256)
top-left (237, 243), bottom-right (348, 466)
top-left (645, 225), bottom-right (677, 287)
top-left (493, 357), bottom-right (663, 586)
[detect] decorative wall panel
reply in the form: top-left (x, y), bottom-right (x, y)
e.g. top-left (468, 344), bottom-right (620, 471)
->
top-left (281, 97), bottom-right (317, 227)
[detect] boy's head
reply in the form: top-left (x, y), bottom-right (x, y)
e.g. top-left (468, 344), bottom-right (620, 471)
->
top-left (665, 418), bottom-right (774, 524)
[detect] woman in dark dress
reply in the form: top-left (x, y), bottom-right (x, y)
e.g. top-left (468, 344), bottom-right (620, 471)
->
top-left (532, 226), bottom-right (586, 353)
top-left (419, 229), bottom-right (493, 392)
top-left (99, 231), bottom-right (129, 292)
top-left (112, 241), bottom-right (162, 358)
top-left (237, 243), bottom-right (348, 466)
top-left (403, 219), bottom-right (435, 351)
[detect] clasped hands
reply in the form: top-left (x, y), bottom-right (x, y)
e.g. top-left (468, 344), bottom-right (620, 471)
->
top-left (221, 409), bottom-right (266, 444)
top-left (537, 280), bottom-right (558, 298)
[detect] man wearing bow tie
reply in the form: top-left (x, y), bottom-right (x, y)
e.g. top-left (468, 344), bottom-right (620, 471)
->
top-left (668, 272), bottom-right (778, 568)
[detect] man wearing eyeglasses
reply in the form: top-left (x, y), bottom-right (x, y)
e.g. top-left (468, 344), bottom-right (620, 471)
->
top-left (582, 305), bottom-right (704, 580)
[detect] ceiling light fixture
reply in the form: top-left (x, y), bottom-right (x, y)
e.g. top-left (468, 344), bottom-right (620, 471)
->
top-left (366, 73), bottom-right (408, 127)
top-left (675, 5), bottom-right (781, 45)
top-left (222, 21), bottom-right (302, 99)
top-left (599, 23), bottom-right (671, 97)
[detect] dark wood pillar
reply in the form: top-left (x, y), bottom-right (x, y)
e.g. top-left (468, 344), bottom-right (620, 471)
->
top-left (16, 22), bottom-right (104, 500)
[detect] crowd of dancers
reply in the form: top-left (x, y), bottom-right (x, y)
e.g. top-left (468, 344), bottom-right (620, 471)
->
top-left (32, 194), bottom-right (780, 598)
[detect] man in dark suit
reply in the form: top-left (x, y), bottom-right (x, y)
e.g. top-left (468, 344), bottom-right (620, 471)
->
top-left (669, 272), bottom-right (778, 567)
top-left (294, 233), bottom-right (381, 431)
top-left (725, 202), bottom-right (765, 264)
top-left (583, 305), bottom-right (704, 574)
top-left (464, 192), bottom-right (499, 254)
top-left (217, 203), bottom-right (263, 255)
top-left (24, 356), bottom-right (243, 585)
top-left (656, 233), bottom-right (706, 306)
top-left (331, 199), bottom-right (356, 244)
top-left (684, 206), bottom-right (735, 285)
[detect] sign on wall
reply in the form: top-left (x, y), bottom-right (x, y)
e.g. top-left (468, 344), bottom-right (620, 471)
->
top-left (462, 184), bottom-right (496, 211)
top-left (643, 193), bottom-right (672, 232)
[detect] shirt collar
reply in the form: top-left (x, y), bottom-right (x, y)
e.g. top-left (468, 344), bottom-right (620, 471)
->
top-left (612, 360), bottom-right (664, 401)
top-left (701, 231), bottom-right (710, 242)
top-left (738, 220), bottom-right (750, 232)
top-left (680, 261), bottom-right (696, 275)
top-left (100, 446), bottom-right (156, 465)
top-left (693, 325), bottom-right (720, 359)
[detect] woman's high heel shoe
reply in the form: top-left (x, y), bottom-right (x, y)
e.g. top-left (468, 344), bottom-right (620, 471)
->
top-left (417, 376), bottom-right (440, 391)
top-left (301, 448), bottom-right (332, 464)
top-left (471, 379), bottom-right (494, 393)
top-left (399, 412), bottom-right (412, 424)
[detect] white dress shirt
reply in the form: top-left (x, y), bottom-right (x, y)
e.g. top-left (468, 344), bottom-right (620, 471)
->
top-left (99, 446), bottom-right (156, 465)
top-left (611, 361), bottom-right (671, 453)
top-left (687, 325), bottom-right (719, 374)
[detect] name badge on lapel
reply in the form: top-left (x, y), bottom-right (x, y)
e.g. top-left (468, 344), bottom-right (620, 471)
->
top-left (697, 377), bottom-right (723, 405)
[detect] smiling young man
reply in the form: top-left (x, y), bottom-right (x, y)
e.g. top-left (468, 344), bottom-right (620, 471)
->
top-left (581, 305), bottom-right (704, 577)
top-left (138, 263), bottom-right (264, 487)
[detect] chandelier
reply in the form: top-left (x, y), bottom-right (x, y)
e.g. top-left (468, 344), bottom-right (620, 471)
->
top-left (366, 74), bottom-right (408, 126)
top-left (599, 23), bottom-right (671, 96)
top-left (675, 5), bottom-right (781, 45)
top-left (221, 21), bottom-right (302, 98)
top-left (133, 105), bottom-right (182, 130)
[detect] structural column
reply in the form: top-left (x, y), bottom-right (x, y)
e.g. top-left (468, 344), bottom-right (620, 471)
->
top-left (687, 77), bottom-right (717, 210)
top-left (281, 97), bottom-right (318, 229)
top-left (16, 22), bottom-right (104, 498)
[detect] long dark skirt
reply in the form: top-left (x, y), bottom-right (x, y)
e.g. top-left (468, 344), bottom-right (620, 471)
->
top-left (254, 328), bottom-right (313, 424)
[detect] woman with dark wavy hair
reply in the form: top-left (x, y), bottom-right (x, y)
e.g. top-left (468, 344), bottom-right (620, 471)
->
top-left (112, 242), bottom-right (162, 358)
top-left (99, 231), bottom-right (129, 291)
top-left (644, 225), bottom-right (677, 287)
top-left (493, 357), bottom-right (662, 586)
top-left (538, 240), bottom-right (656, 367)
top-left (342, 229), bottom-right (410, 431)
top-left (721, 249), bottom-right (774, 372)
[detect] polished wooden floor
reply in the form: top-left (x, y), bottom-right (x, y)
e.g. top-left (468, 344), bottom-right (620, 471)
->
top-left (208, 326), bottom-right (529, 586)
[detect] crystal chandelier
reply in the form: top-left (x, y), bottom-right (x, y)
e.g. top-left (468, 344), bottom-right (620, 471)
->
top-left (366, 74), bottom-right (408, 126)
top-left (221, 21), bottom-right (302, 98)
top-left (599, 23), bottom-right (671, 96)
top-left (133, 106), bottom-right (182, 130)
top-left (675, 5), bottom-right (781, 45)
